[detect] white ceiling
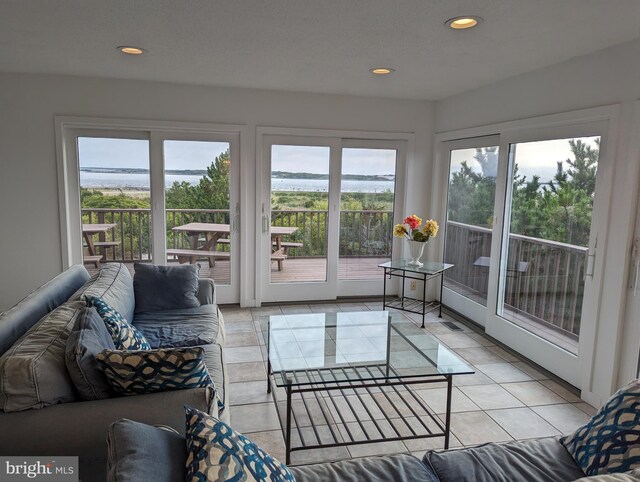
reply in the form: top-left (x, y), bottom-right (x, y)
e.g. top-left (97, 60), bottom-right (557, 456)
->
top-left (1, 0), bottom-right (639, 100)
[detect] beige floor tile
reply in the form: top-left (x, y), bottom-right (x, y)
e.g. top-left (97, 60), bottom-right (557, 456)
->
top-left (453, 346), bottom-right (508, 364)
top-left (486, 407), bottom-right (561, 439)
top-left (531, 404), bottom-right (591, 434)
top-left (415, 387), bottom-right (480, 414)
top-left (226, 332), bottom-right (259, 347)
top-left (486, 345), bottom-right (520, 362)
top-left (459, 384), bottom-right (525, 410)
top-left (225, 320), bottom-right (256, 334)
top-left (452, 371), bottom-right (496, 386)
top-left (337, 303), bottom-right (370, 312)
top-left (348, 441), bottom-right (408, 458)
top-left (403, 432), bottom-right (462, 452)
top-left (475, 363), bottom-right (533, 383)
top-left (276, 397), bottom-right (336, 428)
top-left (444, 411), bottom-right (513, 445)
top-left (251, 306), bottom-right (283, 319)
top-left (466, 332), bottom-right (496, 347)
top-left (226, 346), bottom-right (264, 363)
top-left (574, 402), bottom-right (598, 416)
top-left (227, 361), bottom-right (267, 382)
top-left (511, 361), bottom-right (550, 380)
top-left (221, 309), bottom-right (254, 322)
top-left (502, 381), bottom-right (567, 406)
top-left (229, 380), bottom-right (272, 406)
top-left (425, 322), bottom-right (469, 335)
top-left (280, 304), bottom-right (312, 314)
top-left (244, 430), bottom-right (286, 462)
top-left (231, 402), bottom-right (281, 433)
top-left (539, 379), bottom-right (582, 402)
top-left (309, 303), bottom-right (341, 313)
top-left (290, 446), bottom-right (350, 466)
top-left (436, 333), bottom-right (484, 348)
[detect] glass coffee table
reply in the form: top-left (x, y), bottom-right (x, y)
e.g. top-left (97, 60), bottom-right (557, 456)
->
top-left (260, 311), bottom-right (474, 463)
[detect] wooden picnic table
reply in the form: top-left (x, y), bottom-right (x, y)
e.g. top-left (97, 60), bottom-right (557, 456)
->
top-left (170, 222), bottom-right (299, 270)
top-left (82, 223), bottom-right (117, 268)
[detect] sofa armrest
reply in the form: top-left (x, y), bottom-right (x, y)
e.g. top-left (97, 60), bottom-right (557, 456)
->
top-left (197, 278), bottom-right (215, 305)
top-left (0, 387), bottom-right (215, 482)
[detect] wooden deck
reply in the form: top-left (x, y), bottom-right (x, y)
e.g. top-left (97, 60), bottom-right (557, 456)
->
top-left (87, 256), bottom-right (391, 287)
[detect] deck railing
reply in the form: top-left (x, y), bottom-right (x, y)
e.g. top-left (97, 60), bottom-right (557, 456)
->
top-left (82, 208), bottom-right (586, 337)
top-left (444, 221), bottom-right (587, 337)
top-left (81, 208), bottom-right (393, 259)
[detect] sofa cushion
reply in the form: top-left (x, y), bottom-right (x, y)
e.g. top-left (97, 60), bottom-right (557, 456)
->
top-left (290, 454), bottom-right (439, 482)
top-left (96, 347), bottom-right (215, 397)
top-left (185, 405), bottom-right (294, 482)
top-left (107, 419), bottom-right (187, 482)
top-left (562, 379), bottom-right (640, 476)
top-left (65, 306), bottom-right (115, 400)
top-left (574, 469), bottom-right (640, 481)
top-left (0, 300), bottom-right (85, 412)
top-left (72, 263), bottom-right (135, 324)
top-left (0, 264), bottom-right (90, 356)
top-left (87, 296), bottom-right (151, 350)
top-left (201, 343), bottom-right (226, 411)
top-left (133, 263), bottom-right (200, 314)
top-left (426, 436), bottom-right (586, 482)
top-left (133, 304), bottom-right (221, 348)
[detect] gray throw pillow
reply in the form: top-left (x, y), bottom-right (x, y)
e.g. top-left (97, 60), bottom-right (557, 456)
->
top-left (107, 419), bottom-right (186, 482)
top-left (65, 306), bottom-right (116, 400)
top-left (133, 263), bottom-right (200, 313)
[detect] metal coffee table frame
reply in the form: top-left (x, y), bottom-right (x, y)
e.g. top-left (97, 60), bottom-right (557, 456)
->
top-left (265, 316), bottom-right (470, 464)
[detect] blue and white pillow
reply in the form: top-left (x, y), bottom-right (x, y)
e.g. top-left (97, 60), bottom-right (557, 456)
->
top-left (96, 347), bottom-right (215, 397)
top-left (86, 295), bottom-right (151, 350)
top-left (562, 378), bottom-right (640, 475)
top-left (185, 406), bottom-right (294, 482)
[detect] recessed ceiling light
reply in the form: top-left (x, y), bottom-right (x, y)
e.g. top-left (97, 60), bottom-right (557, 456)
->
top-left (117, 46), bottom-right (146, 55)
top-left (370, 67), bottom-right (395, 75)
top-left (445, 16), bottom-right (483, 30)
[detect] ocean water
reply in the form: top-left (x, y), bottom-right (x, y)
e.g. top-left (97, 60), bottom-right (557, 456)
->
top-left (80, 172), bottom-right (394, 193)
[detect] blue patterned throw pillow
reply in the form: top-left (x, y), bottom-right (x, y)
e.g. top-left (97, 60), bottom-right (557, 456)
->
top-left (96, 347), bottom-right (215, 397)
top-left (562, 378), bottom-right (640, 475)
top-left (185, 406), bottom-right (295, 482)
top-left (86, 295), bottom-right (151, 350)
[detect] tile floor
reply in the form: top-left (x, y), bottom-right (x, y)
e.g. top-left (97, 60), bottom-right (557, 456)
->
top-left (220, 301), bottom-right (595, 466)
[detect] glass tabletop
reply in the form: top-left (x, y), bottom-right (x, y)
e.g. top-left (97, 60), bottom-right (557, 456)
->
top-left (378, 260), bottom-right (454, 275)
top-left (260, 311), bottom-right (473, 387)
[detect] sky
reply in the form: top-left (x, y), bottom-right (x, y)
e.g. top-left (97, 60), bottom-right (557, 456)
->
top-left (450, 136), bottom-right (600, 184)
top-left (77, 137), bottom-right (397, 175)
top-left (77, 137), bottom-right (229, 170)
top-left (77, 136), bottom-right (598, 182)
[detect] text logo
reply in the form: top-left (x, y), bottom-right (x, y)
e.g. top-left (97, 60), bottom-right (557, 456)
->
top-left (0, 458), bottom-right (78, 481)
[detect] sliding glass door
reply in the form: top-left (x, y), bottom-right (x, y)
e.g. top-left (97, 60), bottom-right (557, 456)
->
top-left (443, 136), bottom-right (499, 321)
top-left (69, 128), bottom-right (241, 303)
top-left (260, 136), bottom-right (404, 302)
top-left (442, 124), bottom-right (610, 386)
top-left (161, 135), bottom-right (240, 302)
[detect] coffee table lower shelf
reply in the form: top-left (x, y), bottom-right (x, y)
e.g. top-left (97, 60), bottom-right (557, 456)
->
top-left (268, 365), bottom-right (453, 464)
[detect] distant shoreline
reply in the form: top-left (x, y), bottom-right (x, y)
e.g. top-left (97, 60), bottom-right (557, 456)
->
top-left (80, 167), bottom-right (395, 182)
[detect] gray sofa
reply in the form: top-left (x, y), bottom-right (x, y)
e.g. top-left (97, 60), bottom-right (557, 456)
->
top-left (107, 418), bottom-right (589, 482)
top-left (0, 263), bottom-right (228, 482)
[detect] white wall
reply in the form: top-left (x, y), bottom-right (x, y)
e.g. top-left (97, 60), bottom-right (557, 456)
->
top-left (0, 72), bottom-right (433, 311)
top-left (435, 38), bottom-right (640, 402)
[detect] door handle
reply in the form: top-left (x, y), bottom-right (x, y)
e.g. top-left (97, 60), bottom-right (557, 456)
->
top-left (631, 238), bottom-right (640, 296)
top-left (262, 215), bottom-right (270, 234)
top-left (584, 236), bottom-right (597, 280)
